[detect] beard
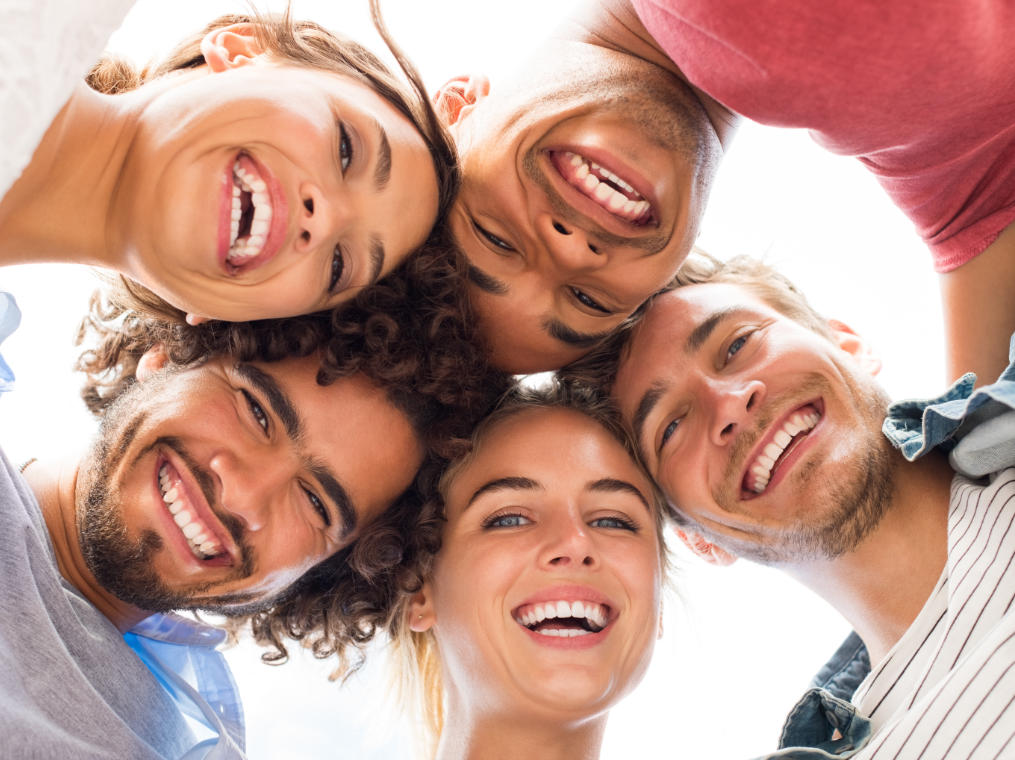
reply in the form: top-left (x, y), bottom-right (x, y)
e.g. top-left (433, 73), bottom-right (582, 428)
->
top-left (704, 373), bottom-right (898, 565)
top-left (75, 368), bottom-right (264, 614)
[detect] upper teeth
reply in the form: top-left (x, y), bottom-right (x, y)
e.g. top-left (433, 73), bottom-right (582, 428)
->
top-left (514, 599), bottom-right (609, 637)
top-left (748, 408), bottom-right (821, 494)
top-left (158, 464), bottom-right (222, 560)
top-left (563, 151), bottom-right (650, 222)
top-left (228, 160), bottom-right (272, 265)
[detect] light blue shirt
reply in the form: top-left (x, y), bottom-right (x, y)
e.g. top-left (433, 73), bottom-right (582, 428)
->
top-left (0, 291), bottom-right (21, 393)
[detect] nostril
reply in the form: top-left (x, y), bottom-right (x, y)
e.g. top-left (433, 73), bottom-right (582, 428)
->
top-left (301, 230), bottom-right (310, 243)
top-left (552, 221), bottom-right (571, 235)
top-left (721, 423), bottom-right (734, 438)
top-left (588, 243), bottom-right (600, 254)
top-left (303, 198), bottom-right (313, 214)
top-left (746, 392), bottom-right (757, 411)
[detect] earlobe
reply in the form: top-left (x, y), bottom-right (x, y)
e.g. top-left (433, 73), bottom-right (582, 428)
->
top-left (407, 583), bottom-right (436, 633)
top-left (185, 314), bottom-right (209, 327)
top-left (136, 345), bottom-right (169, 383)
top-left (673, 527), bottom-right (737, 567)
top-left (200, 24), bottom-right (265, 72)
top-left (827, 319), bottom-right (882, 377)
top-left (433, 74), bottom-right (490, 127)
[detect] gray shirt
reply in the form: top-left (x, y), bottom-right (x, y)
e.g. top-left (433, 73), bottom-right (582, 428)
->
top-left (0, 449), bottom-right (194, 759)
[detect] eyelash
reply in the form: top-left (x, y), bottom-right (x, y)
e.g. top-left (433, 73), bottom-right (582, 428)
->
top-left (338, 123), bottom-right (352, 173)
top-left (242, 390), bottom-right (269, 435)
top-left (570, 286), bottom-right (611, 314)
top-left (481, 510), bottom-right (639, 532)
top-left (726, 332), bottom-right (750, 363)
top-left (473, 220), bottom-right (515, 251)
top-left (302, 487), bottom-right (331, 527)
top-left (329, 245), bottom-right (345, 293)
top-left (483, 511), bottom-right (530, 528)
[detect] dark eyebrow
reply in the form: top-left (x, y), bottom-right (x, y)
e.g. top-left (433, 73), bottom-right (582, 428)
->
top-left (587, 478), bottom-right (651, 512)
top-left (545, 319), bottom-right (614, 348)
top-left (466, 476), bottom-right (542, 508)
top-left (368, 235), bottom-right (385, 285)
top-left (685, 306), bottom-right (749, 355)
top-left (467, 263), bottom-right (510, 295)
top-left (632, 381), bottom-right (667, 454)
top-left (235, 363), bottom-right (356, 538)
top-left (373, 123), bottom-right (391, 190)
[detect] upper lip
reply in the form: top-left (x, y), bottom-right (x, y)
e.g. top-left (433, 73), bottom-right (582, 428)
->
top-left (737, 399), bottom-right (824, 498)
top-left (541, 146), bottom-right (662, 240)
top-left (158, 451), bottom-right (239, 564)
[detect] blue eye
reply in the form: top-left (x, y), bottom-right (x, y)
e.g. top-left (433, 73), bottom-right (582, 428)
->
top-left (302, 487), bottom-right (331, 527)
top-left (726, 334), bottom-right (749, 362)
top-left (338, 123), bottom-right (352, 173)
top-left (590, 515), bottom-right (637, 531)
top-left (242, 390), bottom-right (269, 434)
top-left (660, 417), bottom-right (680, 448)
top-left (473, 220), bottom-right (515, 251)
top-left (483, 512), bottom-right (530, 528)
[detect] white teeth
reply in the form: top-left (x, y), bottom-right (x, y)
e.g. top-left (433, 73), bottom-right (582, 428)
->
top-left (159, 464), bottom-right (223, 560)
top-left (163, 486), bottom-right (178, 503)
top-left (182, 522), bottom-right (201, 539)
top-left (228, 160), bottom-right (273, 263)
top-left (583, 173), bottom-right (599, 192)
top-left (514, 600), bottom-right (608, 631)
top-left (747, 407), bottom-right (821, 493)
top-left (174, 510), bottom-right (191, 528)
top-left (167, 500), bottom-right (183, 516)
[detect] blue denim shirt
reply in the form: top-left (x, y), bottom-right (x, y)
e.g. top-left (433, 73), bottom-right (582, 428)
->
top-left (776, 335), bottom-right (1015, 757)
top-left (0, 291), bottom-right (21, 393)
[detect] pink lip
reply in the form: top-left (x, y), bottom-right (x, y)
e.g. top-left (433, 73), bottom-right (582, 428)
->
top-left (511, 584), bottom-right (616, 651)
top-left (739, 399), bottom-right (824, 500)
top-left (544, 146), bottom-right (662, 237)
top-left (216, 152), bottom-right (289, 275)
top-left (152, 452), bottom-right (237, 568)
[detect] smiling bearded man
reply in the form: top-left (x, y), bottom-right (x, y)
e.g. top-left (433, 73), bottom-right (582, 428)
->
top-left (561, 254), bottom-right (1015, 759)
top-left (2, 243), bottom-right (506, 760)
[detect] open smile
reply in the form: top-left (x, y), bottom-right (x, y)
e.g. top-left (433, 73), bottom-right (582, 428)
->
top-left (741, 400), bottom-right (824, 498)
top-left (513, 598), bottom-right (611, 637)
top-left (156, 457), bottom-right (235, 566)
top-left (218, 152), bottom-right (289, 274)
top-left (547, 148), bottom-right (659, 232)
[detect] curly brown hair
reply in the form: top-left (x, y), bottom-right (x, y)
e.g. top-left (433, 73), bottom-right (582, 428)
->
top-left (76, 232), bottom-right (511, 672)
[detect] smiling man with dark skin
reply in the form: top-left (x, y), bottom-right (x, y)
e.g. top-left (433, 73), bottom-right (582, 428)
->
top-left (563, 255), bottom-right (1015, 757)
top-left (441, 0), bottom-right (1015, 386)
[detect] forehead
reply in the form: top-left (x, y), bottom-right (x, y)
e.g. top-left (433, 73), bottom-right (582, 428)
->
top-left (447, 407), bottom-right (650, 506)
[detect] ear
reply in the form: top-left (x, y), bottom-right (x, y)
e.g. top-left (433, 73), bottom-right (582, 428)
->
top-left (407, 582), bottom-right (436, 633)
top-left (827, 319), bottom-right (882, 377)
top-left (200, 23), bottom-right (266, 72)
top-left (136, 345), bottom-right (169, 383)
top-left (673, 527), bottom-right (737, 567)
top-left (432, 74), bottom-right (490, 127)
top-left (185, 314), bottom-right (209, 327)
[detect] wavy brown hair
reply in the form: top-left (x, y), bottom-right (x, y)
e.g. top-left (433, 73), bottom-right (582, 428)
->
top-left (76, 233), bottom-right (510, 671)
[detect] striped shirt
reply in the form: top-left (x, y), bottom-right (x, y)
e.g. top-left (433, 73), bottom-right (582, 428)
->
top-left (850, 468), bottom-right (1015, 758)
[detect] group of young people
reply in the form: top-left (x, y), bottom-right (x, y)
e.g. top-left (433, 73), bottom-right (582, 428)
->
top-left (2, 0), bottom-right (1014, 758)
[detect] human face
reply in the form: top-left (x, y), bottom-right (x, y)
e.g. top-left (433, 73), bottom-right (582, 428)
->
top-left (613, 284), bottom-right (896, 564)
top-left (77, 353), bottom-right (422, 612)
top-left (116, 59), bottom-right (438, 321)
top-left (426, 408), bottom-right (660, 720)
top-left (450, 42), bottom-right (720, 372)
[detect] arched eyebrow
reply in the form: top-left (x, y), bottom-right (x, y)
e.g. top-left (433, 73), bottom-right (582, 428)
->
top-left (466, 476), bottom-right (542, 508)
top-left (587, 478), bottom-right (651, 512)
top-left (373, 123), bottom-right (391, 190)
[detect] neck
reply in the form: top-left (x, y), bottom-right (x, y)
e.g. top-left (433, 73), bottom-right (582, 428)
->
top-left (783, 451), bottom-right (953, 664)
top-left (436, 701), bottom-right (608, 760)
top-left (562, 0), bottom-right (740, 147)
top-left (23, 454), bottom-right (149, 632)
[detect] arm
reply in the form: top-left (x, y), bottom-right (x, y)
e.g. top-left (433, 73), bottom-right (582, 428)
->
top-left (939, 219), bottom-right (1015, 386)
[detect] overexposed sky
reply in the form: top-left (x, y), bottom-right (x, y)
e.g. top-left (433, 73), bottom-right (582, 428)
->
top-left (0, 1), bottom-right (944, 758)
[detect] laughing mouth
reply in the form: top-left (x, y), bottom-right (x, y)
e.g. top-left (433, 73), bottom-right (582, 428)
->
top-left (744, 404), bottom-right (822, 495)
top-left (513, 599), bottom-right (610, 638)
top-left (227, 155), bottom-right (273, 269)
top-left (158, 463), bottom-right (227, 561)
top-left (552, 150), bottom-right (653, 225)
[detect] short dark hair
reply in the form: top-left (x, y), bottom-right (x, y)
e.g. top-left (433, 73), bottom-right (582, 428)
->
top-left (75, 234), bottom-right (511, 670)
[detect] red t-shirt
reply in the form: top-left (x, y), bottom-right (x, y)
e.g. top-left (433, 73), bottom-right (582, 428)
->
top-left (633, 0), bottom-right (1015, 271)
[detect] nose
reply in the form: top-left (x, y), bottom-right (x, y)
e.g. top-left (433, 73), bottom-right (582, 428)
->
top-left (537, 214), bottom-right (606, 275)
top-left (706, 377), bottom-right (766, 446)
top-left (208, 446), bottom-right (292, 532)
top-left (295, 181), bottom-right (356, 254)
top-left (538, 510), bottom-right (599, 569)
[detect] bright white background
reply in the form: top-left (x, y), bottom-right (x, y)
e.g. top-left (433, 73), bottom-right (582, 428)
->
top-left (0, 1), bottom-right (944, 758)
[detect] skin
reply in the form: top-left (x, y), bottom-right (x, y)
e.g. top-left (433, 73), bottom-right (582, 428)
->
top-left (410, 408), bottom-right (662, 760)
top-left (0, 24), bottom-right (439, 323)
top-left (437, 7), bottom-right (736, 372)
top-left (612, 282), bottom-right (953, 662)
top-left (25, 349), bottom-right (422, 631)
